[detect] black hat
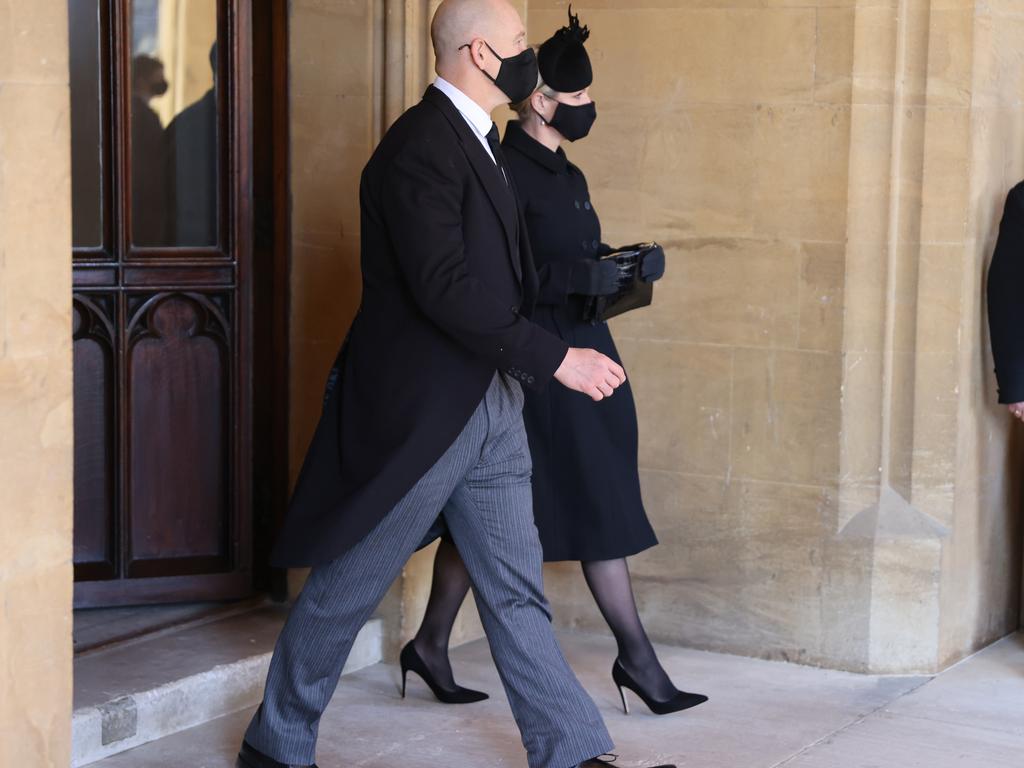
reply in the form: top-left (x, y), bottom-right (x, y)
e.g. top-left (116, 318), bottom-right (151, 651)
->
top-left (538, 5), bottom-right (592, 93)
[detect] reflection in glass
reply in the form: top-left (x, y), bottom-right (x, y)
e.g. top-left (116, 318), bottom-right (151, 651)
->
top-left (130, 0), bottom-right (219, 247)
top-left (69, 0), bottom-right (104, 250)
top-left (131, 54), bottom-right (168, 245)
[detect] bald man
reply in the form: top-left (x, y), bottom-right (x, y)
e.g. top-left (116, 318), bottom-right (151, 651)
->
top-left (237, 2), bottom-right (661, 767)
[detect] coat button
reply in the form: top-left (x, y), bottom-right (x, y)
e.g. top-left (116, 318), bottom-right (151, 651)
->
top-left (510, 305), bottom-right (519, 315)
top-left (582, 240), bottom-right (588, 249)
top-left (527, 375), bottom-right (535, 384)
top-left (574, 200), bottom-right (581, 209)
top-left (592, 240), bottom-right (600, 250)
top-left (584, 201), bottom-right (591, 210)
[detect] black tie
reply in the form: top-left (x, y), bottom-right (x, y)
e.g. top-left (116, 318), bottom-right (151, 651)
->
top-left (486, 123), bottom-right (511, 188)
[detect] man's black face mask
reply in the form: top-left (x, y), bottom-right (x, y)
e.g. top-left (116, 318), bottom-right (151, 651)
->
top-left (460, 40), bottom-right (539, 104)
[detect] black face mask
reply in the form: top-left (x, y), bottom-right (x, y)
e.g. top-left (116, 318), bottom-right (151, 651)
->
top-left (462, 41), bottom-right (539, 104)
top-left (547, 100), bottom-right (597, 142)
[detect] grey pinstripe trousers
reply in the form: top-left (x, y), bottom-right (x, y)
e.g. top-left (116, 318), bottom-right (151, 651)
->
top-left (244, 372), bottom-right (614, 768)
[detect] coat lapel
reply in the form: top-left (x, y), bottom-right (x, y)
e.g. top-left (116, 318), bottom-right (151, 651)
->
top-left (422, 86), bottom-right (522, 283)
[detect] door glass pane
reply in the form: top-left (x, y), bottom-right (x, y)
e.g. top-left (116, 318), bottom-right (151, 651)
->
top-left (69, 0), bottom-right (104, 250)
top-left (130, 0), bottom-right (220, 247)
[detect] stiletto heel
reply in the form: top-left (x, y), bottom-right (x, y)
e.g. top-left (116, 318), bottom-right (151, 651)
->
top-left (399, 641), bottom-right (489, 704)
top-left (612, 658), bottom-right (708, 716)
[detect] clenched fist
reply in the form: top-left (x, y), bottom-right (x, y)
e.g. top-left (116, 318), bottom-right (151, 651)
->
top-left (554, 347), bottom-right (627, 401)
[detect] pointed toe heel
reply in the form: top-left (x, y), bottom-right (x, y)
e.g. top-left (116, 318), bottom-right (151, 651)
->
top-left (612, 658), bottom-right (708, 716)
top-left (399, 641), bottom-right (489, 705)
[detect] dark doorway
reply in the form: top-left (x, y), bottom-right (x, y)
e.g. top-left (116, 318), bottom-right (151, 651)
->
top-left (69, 0), bottom-right (288, 607)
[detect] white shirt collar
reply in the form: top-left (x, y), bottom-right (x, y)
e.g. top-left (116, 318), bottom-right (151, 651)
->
top-left (433, 76), bottom-right (494, 142)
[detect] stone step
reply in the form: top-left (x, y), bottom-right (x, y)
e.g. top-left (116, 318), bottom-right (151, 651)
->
top-left (71, 602), bottom-right (383, 767)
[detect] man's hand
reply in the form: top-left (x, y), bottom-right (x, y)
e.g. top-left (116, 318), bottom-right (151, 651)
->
top-left (554, 347), bottom-right (627, 401)
top-left (1009, 402), bottom-right (1024, 422)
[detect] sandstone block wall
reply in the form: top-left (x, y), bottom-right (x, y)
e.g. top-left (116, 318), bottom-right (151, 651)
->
top-left (530, 0), bottom-right (1022, 674)
top-left (0, 1), bottom-right (74, 764)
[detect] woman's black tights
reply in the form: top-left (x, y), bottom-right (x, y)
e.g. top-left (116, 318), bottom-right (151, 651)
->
top-left (411, 537), bottom-right (679, 700)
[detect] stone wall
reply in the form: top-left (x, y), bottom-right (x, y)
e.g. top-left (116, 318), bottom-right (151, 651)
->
top-left (0, 1), bottom-right (74, 765)
top-left (530, 0), bottom-right (1022, 674)
top-left (526, 0), bottom-right (857, 669)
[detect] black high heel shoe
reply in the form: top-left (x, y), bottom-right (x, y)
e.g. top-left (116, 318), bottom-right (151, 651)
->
top-left (399, 641), bottom-right (489, 704)
top-left (612, 658), bottom-right (708, 715)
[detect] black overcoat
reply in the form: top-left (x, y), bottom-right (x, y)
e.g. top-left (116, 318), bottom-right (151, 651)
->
top-left (500, 120), bottom-right (658, 562)
top-left (270, 86), bottom-right (569, 567)
top-left (988, 181), bottom-right (1024, 405)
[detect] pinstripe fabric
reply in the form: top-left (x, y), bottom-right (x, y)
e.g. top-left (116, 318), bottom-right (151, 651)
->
top-left (245, 372), bottom-right (613, 768)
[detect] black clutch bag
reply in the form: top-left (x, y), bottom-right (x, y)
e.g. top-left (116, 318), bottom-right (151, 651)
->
top-left (582, 243), bottom-right (658, 324)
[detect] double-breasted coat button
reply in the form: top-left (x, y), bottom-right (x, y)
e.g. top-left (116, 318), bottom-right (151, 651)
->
top-left (527, 375), bottom-right (535, 384)
top-left (592, 240), bottom-right (599, 250)
top-left (574, 200), bottom-right (581, 210)
top-left (584, 201), bottom-right (591, 210)
top-left (581, 240), bottom-right (588, 249)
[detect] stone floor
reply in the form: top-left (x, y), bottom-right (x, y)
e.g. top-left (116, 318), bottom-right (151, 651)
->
top-left (91, 630), bottom-right (1024, 768)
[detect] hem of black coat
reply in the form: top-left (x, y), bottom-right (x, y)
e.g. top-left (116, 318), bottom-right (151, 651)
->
top-left (269, 369), bottom-right (497, 570)
top-left (540, 535), bottom-right (659, 564)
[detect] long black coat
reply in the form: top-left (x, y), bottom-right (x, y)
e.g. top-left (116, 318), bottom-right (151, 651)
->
top-left (270, 86), bottom-right (569, 567)
top-left (501, 120), bottom-right (658, 562)
top-left (988, 181), bottom-right (1024, 405)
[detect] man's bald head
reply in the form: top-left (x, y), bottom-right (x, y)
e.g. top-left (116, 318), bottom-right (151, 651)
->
top-left (431, 0), bottom-right (523, 67)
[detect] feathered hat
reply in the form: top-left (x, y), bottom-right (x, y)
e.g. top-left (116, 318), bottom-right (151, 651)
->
top-left (538, 5), bottom-right (593, 92)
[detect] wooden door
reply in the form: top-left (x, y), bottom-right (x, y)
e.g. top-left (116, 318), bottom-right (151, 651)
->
top-left (70, 0), bottom-right (283, 607)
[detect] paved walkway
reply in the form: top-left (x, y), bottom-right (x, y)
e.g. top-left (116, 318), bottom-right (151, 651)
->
top-left (92, 630), bottom-right (1024, 767)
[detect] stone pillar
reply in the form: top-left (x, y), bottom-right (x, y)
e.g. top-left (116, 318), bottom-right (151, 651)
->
top-left (0, 1), bottom-right (74, 765)
top-left (835, 0), bottom-right (1022, 674)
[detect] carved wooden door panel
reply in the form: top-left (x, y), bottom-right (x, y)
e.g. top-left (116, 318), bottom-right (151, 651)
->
top-left (70, 0), bottom-right (258, 606)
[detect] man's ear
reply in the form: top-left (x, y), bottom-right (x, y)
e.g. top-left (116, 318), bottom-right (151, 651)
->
top-left (470, 39), bottom-right (489, 68)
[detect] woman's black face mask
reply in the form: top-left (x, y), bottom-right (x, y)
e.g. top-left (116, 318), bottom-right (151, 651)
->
top-left (547, 99), bottom-right (597, 142)
top-left (461, 40), bottom-right (539, 104)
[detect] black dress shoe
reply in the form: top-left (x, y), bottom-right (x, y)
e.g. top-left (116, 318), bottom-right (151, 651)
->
top-left (237, 740), bottom-right (318, 768)
top-left (578, 757), bottom-right (675, 768)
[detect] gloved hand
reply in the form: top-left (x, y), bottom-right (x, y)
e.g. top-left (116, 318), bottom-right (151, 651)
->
top-left (569, 259), bottom-right (621, 296)
top-left (640, 244), bottom-right (666, 282)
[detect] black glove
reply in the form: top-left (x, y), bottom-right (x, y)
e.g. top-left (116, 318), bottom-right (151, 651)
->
top-left (640, 244), bottom-right (666, 282)
top-left (569, 259), bottom-right (620, 296)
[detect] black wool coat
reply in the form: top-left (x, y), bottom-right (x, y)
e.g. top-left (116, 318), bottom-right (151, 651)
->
top-left (499, 120), bottom-right (658, 562)
top-left (270, 86), bottom-right (569, 567)
top-left (988, 181), bottom-right (1024, 405)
